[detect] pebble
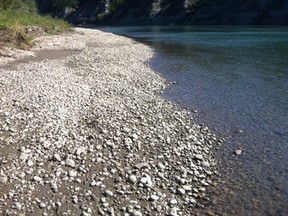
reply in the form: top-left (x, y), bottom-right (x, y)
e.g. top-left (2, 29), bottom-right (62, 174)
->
top-left (176, 188), bottom-right (186, 195)
top-left (169, 207), bottom-right (179, 216)
top-left (132, 210), bottom-right (143, 216)
top-left (14, 202), bottom-right (22, 211)
top-left (75, 178), bottom-right (82, 183)
top-left (131, 134), bottom-right (138, 140)
top-left (235, 149), bottom-right (242, 155)
top-left (190, 198), bottom-right (197, 204)
top-left (207, 210), bottom-right (216, 216)
top-left (33, 176), bottom-right (42, 182)
top-left (90, 180), bottom-right (97, 187)
top-left (182, 185), bottom-right (192, 191)
top-left (75, 146), bottom-right (86, 156)
top-left (27, 160), bottom-right (34, 167)
top-left (82, 212), bottom-right (91, 216)
top-left (17, 172), bottom-right (26, 179)
top-left (157, 162), bottom-right (166, 170)
top-left (0, 28), bottom-right (217, 216)
top-left (140, 175), bottom-right (153, 187)
top-left (169, 199), bottom-right (178, 205)
top-left (55, 202), bottom-right (62, 208)
top-left (128, 174), bottom-right (137, 184)
top-left (52, 153), bottom-right (61, 162)
top-left (101, 129), bottom-right (108, 134)
top-left (39, 202), bottom-right (46, 209)
top-left (65, 158), bottom-right (76, 167)
top-left (0, 175), bottom-right (8, 184)
top-left (149, 195), bottom-right (159, 202)
top-left (68, 170), bottom-right (77, 177)
top-left (104, 190), bottom-right (114, 197)
top-left (195, 154), bottom-right (204, 161)
top-left (42, 141), bottom-right (51, 149)
top-left (106, 140), bottom-right (115, 149)
top-left (122, 127), bottom-right (130, 133)
top-left (202, 161), bottom-right (210, 168)
top-left (19, 153), bottom-right (29, 161)
top-left (134, 163), bottom-right (148, 170)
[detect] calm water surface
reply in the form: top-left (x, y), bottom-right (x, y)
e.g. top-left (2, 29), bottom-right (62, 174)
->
top-left (100, 26), bottom-right (288, 215)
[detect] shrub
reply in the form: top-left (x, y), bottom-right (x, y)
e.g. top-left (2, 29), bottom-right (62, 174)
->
top-left (0, 10), bottom-right (70, 49)
top-left (0, 0), bottom-right (20, 10)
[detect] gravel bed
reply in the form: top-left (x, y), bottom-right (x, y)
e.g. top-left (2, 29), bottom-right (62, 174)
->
top-left (0, 28), bottom-right (219, 216)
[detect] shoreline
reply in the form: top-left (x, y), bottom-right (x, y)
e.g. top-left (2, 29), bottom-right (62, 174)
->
top-left (0, 28), bottom-right (218, 215)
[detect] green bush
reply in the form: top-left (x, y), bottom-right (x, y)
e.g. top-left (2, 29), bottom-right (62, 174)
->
top-left (20, 0), bottom-right (37, 13)
top-left (0, 0), bottom-right (70, 31)
top-left (0, 10), bottom-right (70, 30)
top-left (0, 0), bottom-right (71, 49)
top-left (0, 0), bottom-right (37, 12)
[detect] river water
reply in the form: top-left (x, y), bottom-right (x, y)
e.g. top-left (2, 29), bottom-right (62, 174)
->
top-left (100, 26), bottom-right (288, 215)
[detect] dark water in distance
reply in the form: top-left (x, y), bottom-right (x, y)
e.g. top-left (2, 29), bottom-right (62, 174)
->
top-left (99, 26), bottom-right (288, 215)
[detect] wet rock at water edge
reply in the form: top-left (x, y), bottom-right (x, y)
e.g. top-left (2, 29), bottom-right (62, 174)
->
top-left (235, 149), bottom-right (242, 155)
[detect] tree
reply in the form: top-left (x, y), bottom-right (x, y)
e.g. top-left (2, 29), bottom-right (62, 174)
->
top-left (51, 0), bottom-right (79, 10)
top-left (109, 0), bottom-right (126, 12)
top-left (185, 0), bottom-right (206, 9)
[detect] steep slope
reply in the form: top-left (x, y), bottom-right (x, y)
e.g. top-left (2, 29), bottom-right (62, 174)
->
top-left (37, 0), bottom-right (288, 25)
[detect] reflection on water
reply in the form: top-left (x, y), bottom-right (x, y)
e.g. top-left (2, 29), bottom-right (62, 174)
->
top-left (100, 26), bottom-right (288, 215)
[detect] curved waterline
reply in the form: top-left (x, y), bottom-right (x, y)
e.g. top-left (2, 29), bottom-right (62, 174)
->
top-left (100, 26), bottom-right (288, 215)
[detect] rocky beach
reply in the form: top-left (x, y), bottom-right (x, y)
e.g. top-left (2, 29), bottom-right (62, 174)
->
top-left (0, 28), bottom-right (219, 215)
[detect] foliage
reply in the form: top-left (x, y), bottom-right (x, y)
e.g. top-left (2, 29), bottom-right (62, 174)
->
top-left (78, 0), bottom-right (90, 6)
top-left (0, 7), bottom-right (70, 49)
top-left (185, 0), bottom-right (206, 9)
top-left (0, 0), bottom-right (18, 10)
top-left (50, 0), bottom-right (79, 14)
top-left (21, 0), bottom-right (38, 13)
top-left (0, 10), bottom-right (70, 30)
top-left (97, 12), bottom-right (108, 21)
top-left (109, 0), bottom-right (125, 12)
top-left (0, 0), bottom-right (37, 12)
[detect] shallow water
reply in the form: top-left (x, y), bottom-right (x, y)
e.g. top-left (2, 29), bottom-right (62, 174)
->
top-left (100, 26), bottom-right (288, 215)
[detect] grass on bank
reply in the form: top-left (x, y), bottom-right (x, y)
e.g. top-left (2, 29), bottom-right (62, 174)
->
top-left (0, 10), bottom-right (70, 49)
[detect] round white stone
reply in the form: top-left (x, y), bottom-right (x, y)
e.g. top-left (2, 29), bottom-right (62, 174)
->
top-left (128, 175), bottom-right (137, 184)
